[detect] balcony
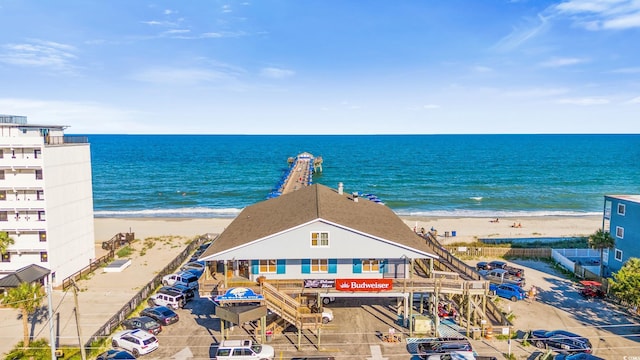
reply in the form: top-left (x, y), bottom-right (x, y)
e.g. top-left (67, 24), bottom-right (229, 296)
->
top-left (45, 136), bottom-right (88, 145)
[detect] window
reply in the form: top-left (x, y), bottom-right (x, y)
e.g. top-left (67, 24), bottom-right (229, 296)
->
top-left (311, 259), bottom-right (328, 273)
top-left (35, 169), bottom-right (43, 180)
top-left (34, 149), bottom-right (41, 159)
top-left (0, 190), bottom-right (5, 201)
top-left (259, 259), bottom-right (277, 273)
top-left (0, 170), bottom-right (4, 180)
top-left (615, 249), bottom-right (623, 261)
top-left (0, 211), bottom-right (7, 221)
top-left (38, 211), bottom-right (45, 221)
top-left (617, 203), bottom-right (625, 215)
top-left (362, 259), bottom-right (380, 272)
top-left (36, 190), bottom-right (44, 200)
top-left (40, 252), bottom-right (48, 262)
top-left (616, 226), bottom-right (624, 239)
top-left (311, 232), bottom-right (329, 247)
top-left (39, 231), bottom-right (47, 242)
top-left (1, 253), bottom-right (9, 262)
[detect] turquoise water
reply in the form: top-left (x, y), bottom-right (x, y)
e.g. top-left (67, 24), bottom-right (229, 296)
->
top-left (85, 134), bottom-right (640, 218)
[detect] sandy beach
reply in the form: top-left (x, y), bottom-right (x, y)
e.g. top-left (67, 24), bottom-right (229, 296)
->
top-left (94, 215), bottom-right (602, 244)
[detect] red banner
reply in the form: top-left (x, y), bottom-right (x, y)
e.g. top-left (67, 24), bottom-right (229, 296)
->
top-left (336, 278), bottom-right (393, 292)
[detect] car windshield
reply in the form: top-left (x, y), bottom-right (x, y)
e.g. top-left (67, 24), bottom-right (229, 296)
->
top-left (142, 321), bottom-right (157, 329)
top-left (251, 344), bottom-right (262, 353)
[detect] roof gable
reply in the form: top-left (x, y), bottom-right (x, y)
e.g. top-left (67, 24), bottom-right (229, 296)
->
top-left (201, 184), bottom-right (438, 260)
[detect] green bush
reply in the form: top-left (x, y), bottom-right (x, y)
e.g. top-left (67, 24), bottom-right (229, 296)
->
top-left (116, 246), bottom-right (134, 258)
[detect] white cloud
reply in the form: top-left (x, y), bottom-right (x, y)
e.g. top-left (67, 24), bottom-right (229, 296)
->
top-left (260, 67), bottom-right (295, 79)
top-left (551, 0), bottom-right (640, 30)
top-left (164, 9), bottom-right (175, 15)
top-left (423, 104), bottom-right (440, 109)
top-left (492, 14), bottom-right (550, 51)
top-left (556, 97), bottom-right (610, 105)
top-left (539, 57), bottom-right (587, 67)
top-left (472, 66), bottom-right (493, 73)
top-left (222, 5), bottom-right (232, 13)
top-left (131, 67), bottom-right (234, 85)
top-left (610, 67), bottom-right (640, 73)
top-left (629, 96), bottom-right (640, 103)
top-left (503, 87), bottom-right (569, 98)
top-left (0, 39), bottom-right (78, 73)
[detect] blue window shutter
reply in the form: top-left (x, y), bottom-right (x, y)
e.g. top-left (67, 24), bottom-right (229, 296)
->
top-left (301, 259), bottom-right (310, 274)
top-left (276, 259), bottom-right (286, 274)
top-left (352, 259), bottom-right (362, 274)
top-left (328, 259), bottom-right (337, 274)
top-left (251, 260), bottom-right (258, 274)
top-left (379, 259), bottom-right (387, 273)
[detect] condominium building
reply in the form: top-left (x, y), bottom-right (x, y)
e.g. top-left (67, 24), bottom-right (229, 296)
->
top-left (0, 115), bottom-right (95, 286)
top-left (603, 195), bottom-right (640, 276)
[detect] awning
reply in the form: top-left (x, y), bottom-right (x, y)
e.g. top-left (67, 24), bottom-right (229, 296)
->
top-left (0, 264), bottom-right (50, 288)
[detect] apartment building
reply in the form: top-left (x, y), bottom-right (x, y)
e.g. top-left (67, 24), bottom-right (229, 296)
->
top-left (603, 195), bottom-right (640, 276)
top-left (0, 115), bottom-right (95, 286)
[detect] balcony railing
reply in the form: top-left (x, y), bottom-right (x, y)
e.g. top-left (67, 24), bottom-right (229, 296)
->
top-left (45, 136), bottom-right (88, 145)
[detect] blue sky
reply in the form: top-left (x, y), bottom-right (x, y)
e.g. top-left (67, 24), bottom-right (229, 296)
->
top-left (1, 0), bottom-right (639, 134)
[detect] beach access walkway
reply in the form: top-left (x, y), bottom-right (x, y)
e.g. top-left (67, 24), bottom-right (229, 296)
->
top-left (0, 235), bottom-right (201, 357)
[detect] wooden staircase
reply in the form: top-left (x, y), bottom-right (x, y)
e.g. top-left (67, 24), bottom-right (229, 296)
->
top-left (261, 282), bottom-right (322, 330)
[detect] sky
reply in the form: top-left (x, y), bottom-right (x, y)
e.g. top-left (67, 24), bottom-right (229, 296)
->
top-left (0, 0), bottom-right (639, 134)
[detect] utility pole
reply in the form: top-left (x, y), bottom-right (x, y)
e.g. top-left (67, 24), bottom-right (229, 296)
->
top-left (71, 279), bottom-right (87, 360)
top-left (47, 275), bottom-right (56, 360)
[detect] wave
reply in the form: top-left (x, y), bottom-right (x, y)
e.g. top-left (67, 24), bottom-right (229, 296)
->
top-left (395, 209), bottom-right (601, 218)
top-left (470, 197), bottom-right (483, 201)
top-left (94, 207), bottom-right (243, 218)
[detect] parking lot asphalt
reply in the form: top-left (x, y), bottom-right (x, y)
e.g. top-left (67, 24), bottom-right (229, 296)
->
top-left (146, 259), bottom-right (640, 360)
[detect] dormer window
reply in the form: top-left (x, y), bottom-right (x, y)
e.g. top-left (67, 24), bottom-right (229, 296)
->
top-left (311, 232), bottom-right (329, 247)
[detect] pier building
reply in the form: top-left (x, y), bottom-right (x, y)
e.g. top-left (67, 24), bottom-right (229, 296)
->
top-left (0, 115), bottom-right (95, 287)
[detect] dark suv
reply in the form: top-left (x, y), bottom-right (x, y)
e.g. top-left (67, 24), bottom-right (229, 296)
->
top-left (530, 329), bottom-right (592, 354)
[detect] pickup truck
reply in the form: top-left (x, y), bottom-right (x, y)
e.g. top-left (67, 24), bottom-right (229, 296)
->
top-left (477, 260), bottom-right (525, 278)
top-left (479, 268), bottom-right (526, 288)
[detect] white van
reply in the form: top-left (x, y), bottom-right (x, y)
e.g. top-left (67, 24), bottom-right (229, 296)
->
top-left (162, 271), bottom-right (199, 290)
top-left (214, 339), bottom-right (274, 360)
top-left (148, 289), bottom-right (185, 310)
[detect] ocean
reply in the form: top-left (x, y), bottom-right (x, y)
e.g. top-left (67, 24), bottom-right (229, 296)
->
top-left (86, 134), bottom-right (640, 218)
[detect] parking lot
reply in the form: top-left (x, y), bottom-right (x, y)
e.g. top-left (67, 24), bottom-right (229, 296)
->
top-left (140, 259), bottom-right (640, 359)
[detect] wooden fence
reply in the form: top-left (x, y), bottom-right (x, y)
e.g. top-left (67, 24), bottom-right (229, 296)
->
top-left (61, 250), bottom-right (115, 291)
top-left (446, 246), bottom-right (552, 259)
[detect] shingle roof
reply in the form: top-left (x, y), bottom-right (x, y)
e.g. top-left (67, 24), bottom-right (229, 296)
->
top-left (200, 183), bottom-right (438, 259)
top-left (0, 264), bottom-right (50, 288)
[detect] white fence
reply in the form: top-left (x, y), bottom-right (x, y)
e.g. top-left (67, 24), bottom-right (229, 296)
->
top-left (552, 248), bottom-right (601, 276)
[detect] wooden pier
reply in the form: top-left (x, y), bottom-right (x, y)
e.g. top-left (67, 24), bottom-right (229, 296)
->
top-left (268, 152), bottom-right (322, 198)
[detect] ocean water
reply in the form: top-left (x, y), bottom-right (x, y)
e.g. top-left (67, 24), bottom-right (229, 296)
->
top-left (86, 134), bottom-right (640, 218)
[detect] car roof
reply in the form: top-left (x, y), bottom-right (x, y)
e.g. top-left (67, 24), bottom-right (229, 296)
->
top-left (126, 329), bottom-right (155, 339)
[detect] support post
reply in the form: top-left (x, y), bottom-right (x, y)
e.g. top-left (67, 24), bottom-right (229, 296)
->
top-left (297, 326), bottom-right (302, 350)
top-left (220, 319), bottom-right (225, 340)
top-left (261, 316), bottom-right (266, 343)
top-left (47, 275), bottom-right (56, 360)
top-left (71, 280), bottom-right (86, 360)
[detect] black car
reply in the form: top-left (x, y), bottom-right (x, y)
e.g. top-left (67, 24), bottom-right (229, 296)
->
top-left (121, 316), bottom-right (162, 335)
top-left (159, 284), bottom-right (196, 302)
top-left (140, 306), bottom-right (179, 326)
top-left (554, 353), bottom-right (605, 360)
top-left (530, 329), bottom-right (592, 354)
top-left (476, 261), bottom-right (492, 271)
top-left (96, 349), bottom-right (136, 360)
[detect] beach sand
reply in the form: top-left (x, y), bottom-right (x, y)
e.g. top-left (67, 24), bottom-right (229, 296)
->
top-left (94, 215), bottom-right (602, 244)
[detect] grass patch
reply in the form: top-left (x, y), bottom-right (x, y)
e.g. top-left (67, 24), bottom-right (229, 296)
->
top-left (116, 246), bottom-right (134, 258)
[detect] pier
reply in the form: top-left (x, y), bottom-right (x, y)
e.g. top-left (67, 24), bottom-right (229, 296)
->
top-left (267, 152), bottom-right (322, 198)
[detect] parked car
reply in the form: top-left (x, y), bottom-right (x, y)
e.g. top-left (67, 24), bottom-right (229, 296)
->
top-left (190, 242), bottom-right (212, 261)
top-left (489, 283), bottom-right (527, 302)
top-left (148, 289), bottom-right (185, 309)
top-left (121, 316), bottom-right (162, 335)
top-left (417, 337), bottom-right (473, 359)
top-left (529, 329), bottom-right (592, 354)
top-left (159, 284), bottom-right (196, 302)
top-left (423, 351), bottom-right (476, 360)
top-left (96, 349), bottom-right (136, 359)
top-left (214, 339), bottom-right (275, 359)
top-left (180, 261), bottom-right (206, 278)
top-left (162, 271), bottom-right (199, 290)
top-left (477, 261), bottom-right (524, 277)
top-left (554, 353), bottom-right (605, 360)
top-left (140, 306), bottom-right (179, 326)
top-left (111, 329), bottom-right (159, 357)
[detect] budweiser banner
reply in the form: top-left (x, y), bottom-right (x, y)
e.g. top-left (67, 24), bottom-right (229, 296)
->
top-left (336, 278), bottom-right (393, 292)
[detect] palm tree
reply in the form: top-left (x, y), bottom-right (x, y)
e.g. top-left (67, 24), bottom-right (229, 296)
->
top-left (4, 282), bottom-right (44, 348)
top-left (588, 228), bottom-right (616, 277)
top-left (0, 231), bottom-right (15, 256)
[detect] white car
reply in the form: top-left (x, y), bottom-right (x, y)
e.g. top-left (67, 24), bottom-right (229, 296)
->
top-left (424, 352), bottom-right (476, 360)
top-left (321, 308), bottom-right (334, 324)
top-left (214, 339), bottom-right (274, 359)
top-left (111, 329), bottom-right (159, 357)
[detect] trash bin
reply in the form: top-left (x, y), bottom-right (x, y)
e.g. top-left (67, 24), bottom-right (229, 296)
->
top-left (265, 330), bottom-right (273, 342)
top-left (471, 328), bottom-right (481, 340)
top-left (452, 231), bottom-right (457, 237)
top-left (444, 231), bottom-right (450, 237)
